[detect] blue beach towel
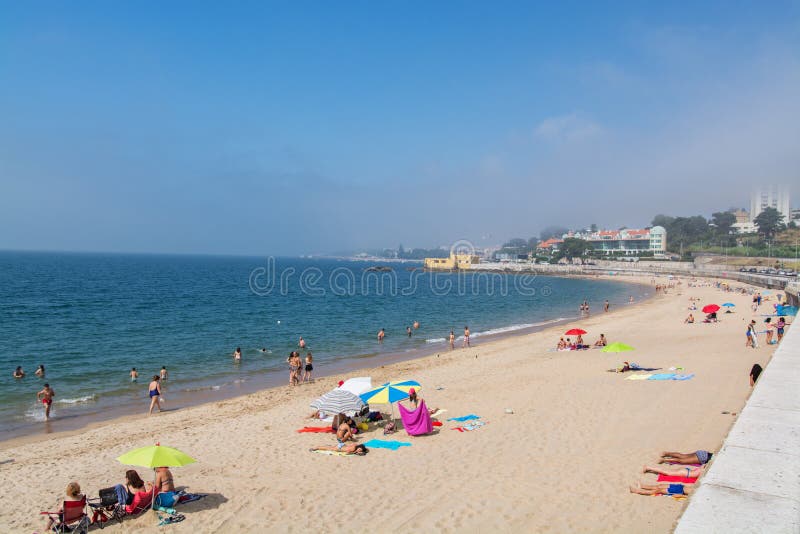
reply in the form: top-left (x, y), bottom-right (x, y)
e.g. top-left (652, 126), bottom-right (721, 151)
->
top-left (673, 374), bottom-right (695, 381)
top-left (447, 414), bottom-right (480, 422)
top-left (362, 439), bottom-right (412, 450)
top-left (648, 373), bottom-right (676, 380)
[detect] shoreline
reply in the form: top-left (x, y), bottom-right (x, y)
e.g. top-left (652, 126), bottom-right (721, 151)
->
top-left (0, 273), bottom-right (783, 532)
top-left (0, 274), bottom-right (653, 448)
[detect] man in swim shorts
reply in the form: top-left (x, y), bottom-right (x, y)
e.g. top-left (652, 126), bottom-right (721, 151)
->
top-left (37, 383), bottom-right (55, 420)
top-left (629, 481), bottom-right (694, 496)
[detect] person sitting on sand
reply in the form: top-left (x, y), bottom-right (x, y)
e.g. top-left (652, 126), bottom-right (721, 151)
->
top-left (684, 314), bottom-right (694, 324)
top-left (643, 464), bottom-right (705, 478)
top-left (332, 413), bottom-right (354, 441)
top-left (310, 443), bottom-right (369, 455)
top-left (703, 311), bottom-right (717, 323)
top-left (658, 450), bottom-right (713, 465)
top-left (44, 482), bottom-right (85, 531)
top-left (575, 334), bottom-right (586, 348)
top-left (13, 366), bottom-right (24, 378)
top-left (594, 334), bottom-right (607, 347)
top-left (557, 337), bottom-right (567, 349)
top-left (153, 466), bottom-right (177, 508)
top-left (629, 481), bottom-right (694, 496)
top-left (401, 387), bottom-right (438, 415)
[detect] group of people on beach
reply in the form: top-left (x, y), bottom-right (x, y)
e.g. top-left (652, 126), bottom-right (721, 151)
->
top-left (629, 450), bottom-right (714, 496)
top-left (287, 348), bottom-right (313, 386)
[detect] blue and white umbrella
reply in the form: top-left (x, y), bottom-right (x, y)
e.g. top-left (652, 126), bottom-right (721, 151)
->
top-left (310, 388), bottom-right (365, 416)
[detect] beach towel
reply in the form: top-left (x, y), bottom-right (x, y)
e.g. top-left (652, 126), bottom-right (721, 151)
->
top-left (672, 374), bottom-right (695, 381)
top-left (447, 414), bottom-right (480, 422)
top-left (657, 474), bottom-right (698, 484)
top-left (453, 421), bottom-right (487, 432)
top-left (398, 399), bottom-right (434, 436)
top-left (648, 373), bottom-right (677, 380)
top-left (625, 374), bottom-right (652, 380)
top-left (297, 426), bottom-right (334, 433)
top-left (432, 421), bottom-right (443, 427)
top-left (362, 439), bottom-right (411, 450)
top-left (311, 450), bottom-right (353, 456)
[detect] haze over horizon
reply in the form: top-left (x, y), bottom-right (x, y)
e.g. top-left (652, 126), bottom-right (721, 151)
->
top-left (1, 2), bottom-right (799, 256)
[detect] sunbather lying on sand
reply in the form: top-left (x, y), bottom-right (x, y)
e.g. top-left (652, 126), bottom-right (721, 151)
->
top-left (658, 450), bottom-right (713, 465)
top-left (310, 443), bottom-right (369, 455)
top-left (629, 481), bottom-right (694, 496)
top-left (643, 464), bottom-right (704, 478)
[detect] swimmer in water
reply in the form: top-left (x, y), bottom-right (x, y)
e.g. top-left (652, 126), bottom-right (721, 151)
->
top-left (406, 326), bottom-right (412, 337)
top-left (130, 367), bottom-right (139, 382)
top-left (260, 347), bottom-right (268, 353)
top-left (160, 366), bottom-right (168, 381)
top-left (299, 337), bottom-right (306, 349)
top-left (233, 347), bottom-right (242, 361)
top-left (35, 364), bottom-right (45, 378)
top-left (13, 366), bottom-right (24, 379)
top-left (413, 321), bottom-right (420, 329)
top-left (377, 329), bottom-right (385, 342)
top-left (37, 383), bottom-right (55, 420)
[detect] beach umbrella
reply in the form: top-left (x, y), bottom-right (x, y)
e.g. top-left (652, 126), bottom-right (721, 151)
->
top-left (360, 380), bottom-right (421, 421)
top-left (601, 342), bottom-right (635, 353)
top-left (721, 303), bottom-right (735, 307)
top-left (338, 377), bottom-right (373, 396)
top-left (702, 304), bottom-right (720, 313)
top-left (117, 443), bottom-right (196, 514)
top-left (565, 328), bottom-right (587, 336)
top-left (310, 388), bottom-right (365, 416)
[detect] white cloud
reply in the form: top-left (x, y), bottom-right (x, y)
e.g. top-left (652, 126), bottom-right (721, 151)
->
top-left (533, 113), bottom-right (603, 142)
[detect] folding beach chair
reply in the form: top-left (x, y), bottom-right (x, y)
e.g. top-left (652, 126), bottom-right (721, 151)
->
top-left (88, 487), bottom-right (125, 529)
top-left (40, 496), bottom-right (90, 533)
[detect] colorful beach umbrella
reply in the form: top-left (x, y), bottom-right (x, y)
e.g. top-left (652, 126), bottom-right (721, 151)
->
top-left (721, 303), bottom-right (736, 307)
top-left (359, 380), bottom-right (421, 405)
top-left (565, 328), bottom-right (587, 336)
top-left (601, 342), bottom-right (635, 353)
top-left (310, 388), bottom-right (365, 416)
top-left (702, 304), bottom-right (720, 313)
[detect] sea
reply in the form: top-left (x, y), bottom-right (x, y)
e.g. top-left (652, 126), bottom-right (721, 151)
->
top-left (0, 251), bottom-right (649, 439)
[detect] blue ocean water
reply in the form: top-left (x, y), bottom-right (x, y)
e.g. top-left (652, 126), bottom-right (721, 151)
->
top-left (0, 252), bottom-right (646, 437)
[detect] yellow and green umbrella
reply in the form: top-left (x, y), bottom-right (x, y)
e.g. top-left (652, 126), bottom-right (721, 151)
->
top-left (601, 342), bottom-right (635, 353)
top-left (359, 380), bottom-right (421, 422)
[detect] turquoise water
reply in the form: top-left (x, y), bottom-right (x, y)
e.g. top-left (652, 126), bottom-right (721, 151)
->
top-left (0, 252), bottom-right (646, 437)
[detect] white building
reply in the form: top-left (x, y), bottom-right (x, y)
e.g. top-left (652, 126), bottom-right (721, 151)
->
top-left (732, 221), bottom-right (757, 234)
top-left (565, 226), bottom-right (667, 256)
top-left (751, 185), bottom-right (791, 223)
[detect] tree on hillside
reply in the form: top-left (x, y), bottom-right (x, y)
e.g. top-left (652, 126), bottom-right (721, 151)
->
top-left (754, 207), bottom-right (785, 239)
top-left (540, 225), bottom-right (569, 241)
top-left (556, 237), bottom-right (591, 264)
top-left (651, 214), bottom-right (675, 229)
top-left (711, 211), bottom-right (736, 239)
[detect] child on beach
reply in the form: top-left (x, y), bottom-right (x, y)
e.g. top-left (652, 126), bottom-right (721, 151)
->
top-left (148, 376), bottom-right (162, 415)
top-left (302, 352), bottom-right (313, 382)
top-left (37, 383), bottom-right (55, 420)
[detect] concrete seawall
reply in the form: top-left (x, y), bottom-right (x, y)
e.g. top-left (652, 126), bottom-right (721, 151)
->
top-left (674, 323), bottom-right (800, 533)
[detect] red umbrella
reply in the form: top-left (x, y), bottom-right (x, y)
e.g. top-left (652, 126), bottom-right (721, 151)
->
top-left (702, 304), bottom-right (720, 313)
top-left (565, 328), bottom-right (587, 335)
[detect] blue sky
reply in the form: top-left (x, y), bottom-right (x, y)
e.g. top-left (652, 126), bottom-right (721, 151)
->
top-left (1, 1), bottom-right (799, 255)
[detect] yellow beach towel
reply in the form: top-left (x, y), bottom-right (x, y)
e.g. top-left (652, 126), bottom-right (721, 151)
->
top-left (625, 374), bottom-right (653, 380)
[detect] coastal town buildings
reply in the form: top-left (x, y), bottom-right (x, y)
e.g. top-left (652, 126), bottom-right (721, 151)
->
top-left (751, 185), bottom-right (791, 223)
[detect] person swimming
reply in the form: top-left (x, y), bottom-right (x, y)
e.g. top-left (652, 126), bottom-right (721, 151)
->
top-left (130, 368), bottom-right (138, 382)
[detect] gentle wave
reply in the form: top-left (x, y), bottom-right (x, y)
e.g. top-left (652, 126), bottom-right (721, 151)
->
top-left (424, 317), bottom-right (569, 344)
top-left (55, 395), bottom-right (98, 405)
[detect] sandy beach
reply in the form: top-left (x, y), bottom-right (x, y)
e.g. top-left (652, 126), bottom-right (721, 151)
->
top-left (0, 275), bottom-right (783, 533)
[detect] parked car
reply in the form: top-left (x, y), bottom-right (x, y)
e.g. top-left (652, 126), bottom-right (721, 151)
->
top-left (739, 267), bottom-right (748, 272)
top-left (748, 268), bottom-right (757, 273)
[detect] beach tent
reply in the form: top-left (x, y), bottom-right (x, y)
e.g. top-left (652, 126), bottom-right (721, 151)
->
top-left (338, 377), bottom-right (372, 396)
top-left (310, 388), bottom-right (365, 416)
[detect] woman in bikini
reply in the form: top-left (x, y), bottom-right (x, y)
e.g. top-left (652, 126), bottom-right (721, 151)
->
top-left (463, 326), bottom-right (470, 348)
top-left (148, 376), bottom-right (162, 415)
top-left (642, 464), bottom-right (704, 478)
top-left (153, 466), bottom-right (177, 508)
top-left (310, 443), bottom-right (369, 455)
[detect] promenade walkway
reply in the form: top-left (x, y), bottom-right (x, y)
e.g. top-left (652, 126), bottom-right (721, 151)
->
top-left (675, 324), bottom-right (800, 533)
